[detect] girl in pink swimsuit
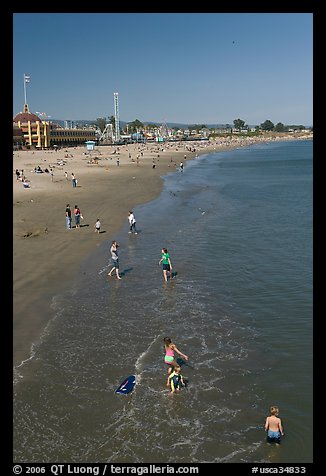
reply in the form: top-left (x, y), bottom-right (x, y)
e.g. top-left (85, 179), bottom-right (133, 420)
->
top-left (163, 337), bottom-right (189, 387)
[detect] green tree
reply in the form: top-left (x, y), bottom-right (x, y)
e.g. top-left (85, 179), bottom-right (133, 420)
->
top-left (95, 117), bottom-right (107, 132)
top-left (287, 124), bottom-right (306, 131)
top-left (108, 115), bottom-right (116, 130)
top-left (189, 124), bottom-right (207, 132)
top-left (260, 120), bottom-right (274, 131)
top-left (233, 118), bottom-right (246, 130)
top-left (128, 119), bottom-right (144, 133)
top-left (274, 122), bottom-right (285, 132)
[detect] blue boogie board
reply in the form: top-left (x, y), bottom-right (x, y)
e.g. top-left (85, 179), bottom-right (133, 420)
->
top-left (115, 375), bottom-right (136, 395)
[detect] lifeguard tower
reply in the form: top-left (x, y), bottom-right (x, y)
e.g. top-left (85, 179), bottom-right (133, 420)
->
top-left (85, 140), bottom-right (96, 151)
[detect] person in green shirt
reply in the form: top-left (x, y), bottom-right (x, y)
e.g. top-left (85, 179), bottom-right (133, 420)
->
top-left (159, 248), bottom-right (173, 282)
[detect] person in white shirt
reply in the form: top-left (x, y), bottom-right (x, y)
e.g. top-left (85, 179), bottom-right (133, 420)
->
top-left (128, 211), bottom-right (138, 234)
top-left (94, 218), bottom-right (101, 234)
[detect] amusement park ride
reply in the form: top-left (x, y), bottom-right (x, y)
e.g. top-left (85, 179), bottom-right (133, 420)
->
top-left (97, 92), bottom-right (120, 144)
top-left (96, 93), bottom-right (171, 144)
top-left (36, 111), bottom-right (51, 120)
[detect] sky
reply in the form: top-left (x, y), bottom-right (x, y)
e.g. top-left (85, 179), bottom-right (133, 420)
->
top-left (13, 13), bottom-right (313, 126)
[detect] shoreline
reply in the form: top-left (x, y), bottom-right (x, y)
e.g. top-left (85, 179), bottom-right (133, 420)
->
top-left (13, 133), bottom-right (312, 367)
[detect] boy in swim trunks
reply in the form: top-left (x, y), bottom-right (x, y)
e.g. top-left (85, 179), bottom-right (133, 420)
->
top-left (265, 406), bottom-right (284, 444)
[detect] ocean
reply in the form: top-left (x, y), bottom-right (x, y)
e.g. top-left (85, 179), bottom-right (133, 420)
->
top-left (13, 139), bottom-right (313, 464)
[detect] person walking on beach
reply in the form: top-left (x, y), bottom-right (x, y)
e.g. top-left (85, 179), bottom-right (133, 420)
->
top-left (159, 248), bottom-right (172, 282)
top-left (265, 406), bottom-right (284, 444)
top-left (180, 162), bottom-right (184, 172)
top-left (65, 204), bottom-right (72, 230)
top-left (71, 172), bottom-right (77, 187)
top-left (128, 210), bottom-right (138, 234)
top-left (94, 218), bottom-right (101, 234)
top-left (163, 337), bottom-right (188, 387)
top-left (108, 240), bottom-right (122, 279)
top-left (74, 205), bottom-right (82, 228)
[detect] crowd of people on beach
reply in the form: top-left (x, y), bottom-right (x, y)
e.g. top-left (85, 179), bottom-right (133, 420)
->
top-left (14, 134), bottom-right (311, 194)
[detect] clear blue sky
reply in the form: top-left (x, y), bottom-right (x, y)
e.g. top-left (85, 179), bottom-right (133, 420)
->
top-left (13, 13), bottom-right (313, 126)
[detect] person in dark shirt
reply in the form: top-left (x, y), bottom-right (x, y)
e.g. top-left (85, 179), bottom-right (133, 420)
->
top-left (65, 204), bottom-right (72, 230)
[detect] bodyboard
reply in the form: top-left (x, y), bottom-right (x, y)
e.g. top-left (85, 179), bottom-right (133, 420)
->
top-left (115, 375), bottom-right (136, 395)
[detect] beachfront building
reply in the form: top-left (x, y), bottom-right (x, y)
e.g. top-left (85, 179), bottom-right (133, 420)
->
top-left (13, 103), bottom-right (96, 150)
top-left (50, 124), bottom-right (96, 148)
top-left (13, 104), bottom-right (50, 149)
top-left (13, 124), bottom-right (24, 150)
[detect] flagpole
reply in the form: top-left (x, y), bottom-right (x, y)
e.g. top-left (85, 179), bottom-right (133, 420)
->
top-left (23, 73), bottom-right (27, 104)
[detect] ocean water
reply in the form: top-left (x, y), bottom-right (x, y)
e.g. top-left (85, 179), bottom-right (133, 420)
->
top-left (13, 140), bottom-right (313, 464)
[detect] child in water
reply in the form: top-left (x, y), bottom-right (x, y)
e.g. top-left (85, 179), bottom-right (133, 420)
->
top-left (265, 406), bottom-right (284, 444)
top-left (163, 337), bottom-right (188, 387)
top-left (168, 366), bottom-right (185, 394)
top-left (159, 248), bottom-right (173, 282)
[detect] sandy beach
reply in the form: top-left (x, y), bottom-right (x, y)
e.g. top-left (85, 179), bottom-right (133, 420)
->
top-left (13, 133), bottom-right (311, 367)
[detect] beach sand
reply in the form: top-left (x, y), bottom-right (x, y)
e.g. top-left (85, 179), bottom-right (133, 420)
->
top-left (13, 134), bottom-right (311, 366)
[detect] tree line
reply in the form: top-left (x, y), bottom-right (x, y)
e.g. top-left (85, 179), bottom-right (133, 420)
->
top-left (94, 116), bottom-right (311, 134)
top-left (229, 118), bottom-right (309, 132)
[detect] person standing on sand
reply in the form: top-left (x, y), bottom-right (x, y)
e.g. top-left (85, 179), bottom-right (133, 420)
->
top-left (65, 204), bottom-right (72, 230)
top-left (94, 218), bottom-right (101, 234)
top-left (74, 205), bottom-right (82, 228)
top-left (108, 241), bottom-right (122, 279)
top-left (265, 406), bottom-right (284, 444)
top-left (159, 248), bottom-right (172, 282)
top-left (71, 172), bottom-right (77, 187)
